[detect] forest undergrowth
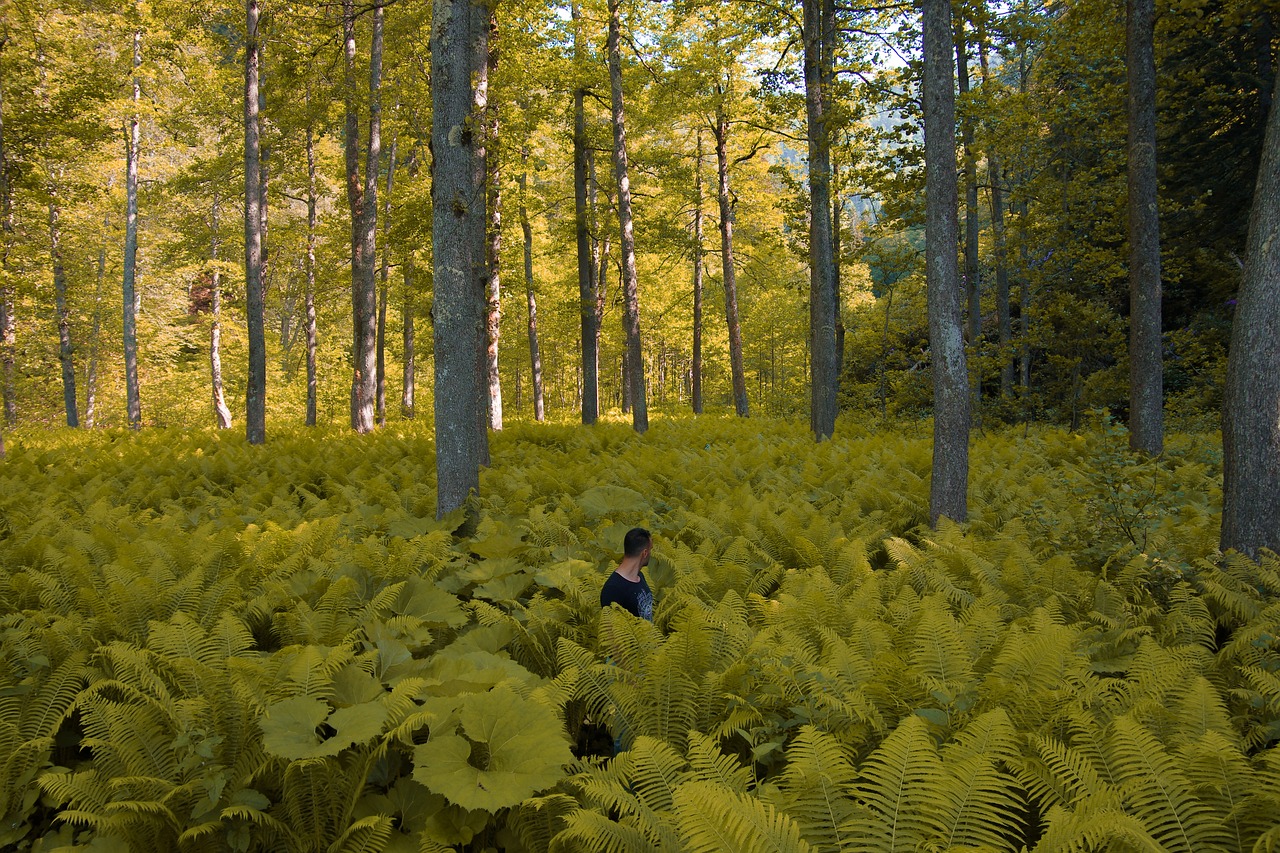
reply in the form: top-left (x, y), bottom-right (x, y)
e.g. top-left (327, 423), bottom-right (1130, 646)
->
top-left (0, 414), bottom-right (1277, 852)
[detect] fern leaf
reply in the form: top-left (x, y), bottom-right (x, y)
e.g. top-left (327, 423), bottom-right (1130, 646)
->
top-left (848, 715), bottom-right (949, 851)
top-left (327, 814), bottom-right (395, 853)
top-left (674, 780), bottom-right (815, 853)
top-left (774, 725), bottom-right (858, 851)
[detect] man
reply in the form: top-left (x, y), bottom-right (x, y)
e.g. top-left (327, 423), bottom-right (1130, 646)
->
top-left (600, 527), bottom-right (653, 621)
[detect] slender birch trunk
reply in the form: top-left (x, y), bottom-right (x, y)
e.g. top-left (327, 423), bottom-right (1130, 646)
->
top-left (924, 0), bottom-right (970, 525)
top-left (401, 253), bottom-right (416, 418)
top-left (377, 134), bottom-right (397, 426)
top-left (123, 27), bottom-right (142, 428)
top-left (305, 121), bottom-right (319, 426)
top-left (713, 101), bottom-right (748, 417)
top-left (518, 151), bottom-right (545, 421)
top-left (351, 0), bottom-right (384, 433)
top-left (210, 194), bottom-right (232, 428)
top-left (692, 130), bottom-right (704, 415)
top-left (0, 56), bottom-right (15, 430)
top-left (85, 216), bottom-right (107, 428)
top-left (343, 0), bottom-right (366, 429)
top-left (244, 0), bottom-right (266, 444)
top-left (48, 186), bottom-right (78, 427)
top-left (607, 0), bottom-right (646, 433)
top-left (485, 18), bottom-right (503, 431)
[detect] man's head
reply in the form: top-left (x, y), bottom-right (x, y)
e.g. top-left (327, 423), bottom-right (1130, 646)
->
top-left (623, 527), bottom-right (651, 565)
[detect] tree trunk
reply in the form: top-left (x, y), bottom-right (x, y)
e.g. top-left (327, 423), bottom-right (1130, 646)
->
top-left (0, 62), bottom-right (15, 430)
top-left (1127, 0), bottom-right (1163, 455)
top-left (351, 0), bottom-right (384, 434)
top-left (607, 0), bottom-right (647, 433)
top-left (305, 121), bottom-right (319, 427)
top-left (401, 253), bottom-right (416, 419)
top-left (803, 0), bottom-right (838, 440)
top-left (85, 219), bottom-right (106, 428)
top-left (714, 101), bottom-right (749, 417)
top-left (244, 0), bottom-right (266, 444)
top-left (431, 0), bottom-right (490, 516)
top-left (692, 130), bottom-right (704, 415)
top-left (210, 194), bottom-right (232, 429)
top-left (485, 21), bottom-right (503, 432)
top-left (1221, 62), bottom-right (1280, 559)
top-left (48, 190), bottom-right (78, 427)
top-left (923, 0), bottom-right (970, 526)
top-left (123, 26), bottom-right (143, 429)
top-left (976, 19), bottom-right (1013, 399)
top-left (572, 2), bottom-right (601, 425)
top-left (956, 27), bottom-right (981, 348)
top-left (343, 0), bottom-right (365, 430)
top-left (518, 151), bottom-right (545, 421)
top-left (377, 134), bottom-right (397, 427)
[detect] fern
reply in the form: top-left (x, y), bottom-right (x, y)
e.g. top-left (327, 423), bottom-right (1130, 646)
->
top-left (847, 715), bottom-right (949, 852)
top-left (675, 780), bottom-right (816, 853)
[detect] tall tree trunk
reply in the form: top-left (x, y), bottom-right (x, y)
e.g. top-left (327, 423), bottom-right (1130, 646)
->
top-left (713, 101), bottom-right (749, 418)
top-left (976, 19), bottom-right (1014, 398)
top-left (401, 252), bottom-right (416, 418)
top-left (518, 150), bottom-right (545, 421)
top-left (210, 194), bottom-right (232, 428)
top-left (803, 0), bottom-right (838, 440)
top-left (351, 0), bottom-right (384, 434)
top-left (923, 0), bottom-right (970, 526)
top-left (377, 134), bottom-right (397, 427)
top-left (1127, 0), bottom-right (1163, 455)
top-left (305, 121), bottom-right (319, 426)
top-left (0, 59), bottom-right (15, 430)
top-left (692, 130), bottom-right (704, 415)
top-left (1221, 63), bottom-right (1280, 559)
top-left (485, 20), bottom-right (503, 432)
top-left (123, 26), bottom-right (143, 429)
top-left (85, 218), bottom-right (106, 428)
top-left (48, 189), bottom-right (78, 427)
top-left (244, 0), bottom-right (266, 444)
top-left (607, 0), bottom-right (647, 433)
top-left (956, 26), bottom-right (981, 348)
top-left (572, 1), bottom-right (601, 425)
top-left (431, 0), bottom-right (490, 516)
top-left (343, 0), bottom-right (366, 430)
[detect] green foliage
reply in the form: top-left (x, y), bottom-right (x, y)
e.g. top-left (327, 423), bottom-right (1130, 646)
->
top-left (0, 418), bottom-right (1277, 851)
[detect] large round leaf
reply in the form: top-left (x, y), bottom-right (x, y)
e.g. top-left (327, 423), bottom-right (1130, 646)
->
top-left (412, 687), bottom-right (573, 812)
top-left (261, 695), bottom-right (388, 760)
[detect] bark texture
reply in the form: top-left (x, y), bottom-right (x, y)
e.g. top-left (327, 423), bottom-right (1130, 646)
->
top-left (573, 2), bottom-right (601, 424)
top-left (244, 0), bottom-right (266, 444)
top-left (607, 0), bottom-right (647, 433)
top-left (803, 0), bottom-right (838, 439)
top-left (431, 0), bottom-right (490, 516)
top-left (1221, 63), bottom-right (1280, 559)
top-left (48, 191), bottom-right (77, 427)
top-left (0, 61), bottom-right (15, 429)
top-left (211, 195), bottom-right (231, 429)
top-left (923, 0), bottom-right (970, 526)
top-left (123, 27), bottom-right (143, 428)
top-left (714, 104), bottom-right (748, 417)
top-left (1127, 0), bottom-right (1164, 455)
top-left (692, 131), bottom-right (704, 415)
top-left (518, 154), bottom-right (545, 421)
top-left (485, 23), bottom-right (503, 432)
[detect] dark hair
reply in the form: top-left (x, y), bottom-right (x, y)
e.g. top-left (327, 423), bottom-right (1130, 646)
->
top-left (623, 527), bottom-right (651, 557)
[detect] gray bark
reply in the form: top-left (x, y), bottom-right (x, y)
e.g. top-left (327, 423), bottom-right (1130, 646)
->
top-left (343, 0), bottom-right (367, 430)
top-left (607, 0), bottom-right (647, 433)
top-left (401, 253), bottom-right (416, 419)
top-left (1221, 63), bottom-right (1280, 559)
top-left (48, 189), bottom-right (78, 427)
top-left (123, 27), bottom-right (142, 428)
top-left (692, 131), bottom-right (704, 415)
top-left (211, 194), bottom-right (232, 429)
top-left (573, 2), bottom-right (601, 425)
top-left (923, 0), bottom-right (970, 526)
top-left (1127, 0), bottom-right (1163, 454)
top-left (713, 102), bottom-right (748, 417)
top-left (85, 219), bottom-right (106, 428)
top-left (0, 57), bottom-right (15, 429)
top-left (244, 0), bottom-right (266, 444)
top-left (305, 122), bottom-right (319, 427)
top-left (431, 0), bottom-right (490, 516)
top-left (485, 23), bottom-right (503, 432)
top-left (377, 134), bottom-right (397, 427)
top-left (518, 152), bottom-right (545, 421)
top-left (352, 0), bottom-right (384, 433)
top-left (804, 0), bottom-right (838, 439)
